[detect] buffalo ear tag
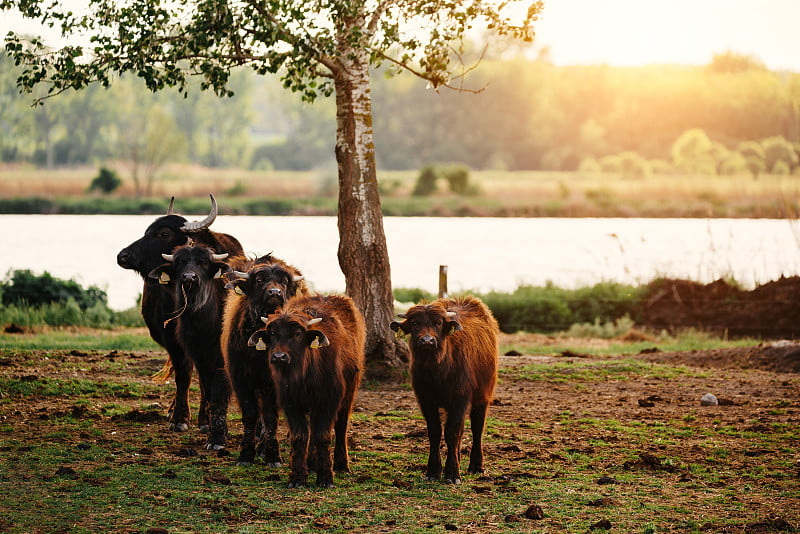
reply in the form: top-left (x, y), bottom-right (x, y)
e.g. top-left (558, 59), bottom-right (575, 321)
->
top-left (394, 328), bottom-right (404, 340)
top-left (159, 272), bottom-right (170, 284)
top-left (449, 326), bottom-right (456, 336)
top-left (310, 338), bottom-right (320, 349)
top-left (234, 286), bottom-right (245, 296)
top-left (214, 269), bottom-right (223, 279)
top-left (255, 338), bottom-right (267, 351)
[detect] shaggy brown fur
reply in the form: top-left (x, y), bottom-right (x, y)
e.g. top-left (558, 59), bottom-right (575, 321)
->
top-left (221, 254), bottom-right (310, 466)
top-left (391, 295), bottom-right (499, 484)
top-left (249, 294), bottom-right (365, 488)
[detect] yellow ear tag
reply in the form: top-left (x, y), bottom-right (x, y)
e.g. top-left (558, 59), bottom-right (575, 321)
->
top-left (449, 326), bottom-right (457, 336)
top-left (255, 338), bottom-right (267, 351)
top-left (310, 338), bottom-right (320, 349)
top-left (234, 286), bottom-right (245, 296)
top-left (214, 269), bottom-right (223, 279)
top-left (159, 272), bottom-right (170, 285)
top-left (395, 328), bottom-right (405, 340)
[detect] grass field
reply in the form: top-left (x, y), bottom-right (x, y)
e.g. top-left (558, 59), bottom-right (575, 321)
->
top-left (2, 164), bottom-right (800, 217)
top-left (0, 328), bottom-right (797, 533)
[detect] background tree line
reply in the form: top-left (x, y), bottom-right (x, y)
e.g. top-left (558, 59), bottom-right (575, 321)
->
top-left (2, 50), bottom-right (798, 179)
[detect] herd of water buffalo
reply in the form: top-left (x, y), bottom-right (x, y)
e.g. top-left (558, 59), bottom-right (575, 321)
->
top-left (115, 195), bottom-right (500, 488)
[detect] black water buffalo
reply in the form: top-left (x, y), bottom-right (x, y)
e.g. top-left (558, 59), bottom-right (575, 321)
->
top-left (148, 245), bottom-right (242, 449)
top-left (116, 194), bottom-right (243, 433)
top-left (221, 254), bottom-right (310, 466)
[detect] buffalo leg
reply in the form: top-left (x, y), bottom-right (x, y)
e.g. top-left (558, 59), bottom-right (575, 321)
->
top-left (443, 400), bottom-right (468, 484)
top-left (206, 367), bottom-right (230, 450)
top-left (258, 383), bottom-right (281, 467)
top-left (420, 402), bottom-right (443, 481)
top-left (167, 346), bottom-right (192, 433)
top-left (333, 384), bottom-right (356, 472)
top-left (194, 360), bottom-right (229, 450)
top-left (310, 414), bottom-right (334, 488)
top-left (286, 410), bottom-right (309, 488)
top-left (467, 402), bottom-right (488, 474)
top-left (235, 390), bottom-right (258, 465)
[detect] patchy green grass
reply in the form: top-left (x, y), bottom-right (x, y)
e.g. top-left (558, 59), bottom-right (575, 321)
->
top-left (500, 358), bottom-right (709, 383)
top-left (0, 329), bottom-right (159, 352)
top-left (0, 329), bottom-right (797, 533)
top-left (499, 329), bottom-right (761, 358)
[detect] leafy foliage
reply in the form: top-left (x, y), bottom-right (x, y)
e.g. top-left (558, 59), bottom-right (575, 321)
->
top-left (2, 269), bottom-right (106, 309)
top-left (3, 0), bottom-right (542, 103)
top-left (88, 167), bottom-right (121, 194)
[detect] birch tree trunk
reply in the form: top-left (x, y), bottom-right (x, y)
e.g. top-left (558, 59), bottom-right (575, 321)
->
top-left (332, 45), bottom-right (407, 379)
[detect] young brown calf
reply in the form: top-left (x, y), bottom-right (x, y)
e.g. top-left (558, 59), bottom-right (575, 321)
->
top-left (221, 254), bottom-right (309, 466)
top-left (390, 296), bottom-right (499, 484)
top-left (248, 294), bottom-right (365, 488)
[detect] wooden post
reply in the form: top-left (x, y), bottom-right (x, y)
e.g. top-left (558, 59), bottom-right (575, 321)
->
top-left (438, 265), bottom-right (448, 299)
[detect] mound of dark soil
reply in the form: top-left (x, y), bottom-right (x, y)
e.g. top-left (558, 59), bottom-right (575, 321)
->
top-left (641, 276), bottom-right (800, 339)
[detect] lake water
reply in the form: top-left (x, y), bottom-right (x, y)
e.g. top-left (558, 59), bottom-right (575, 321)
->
top-left (1, 215), bottom-right (798, 310)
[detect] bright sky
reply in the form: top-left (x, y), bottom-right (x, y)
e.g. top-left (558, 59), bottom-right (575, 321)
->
top-left (532, 0), bottom-right (800, 71)
top-left (2, 0), bottom-right (799, 72)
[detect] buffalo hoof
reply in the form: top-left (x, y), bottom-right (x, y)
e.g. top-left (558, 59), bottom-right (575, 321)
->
top-left (444, 476), bottom-right (462, 485)
top-left (205, 442), bottom-right (226, 451)
top-left (198, 424), bottom-right (210, 434)
top-left (265, 462), bottom-right (282, 468)
top-left (236, 461), bottom-right (253, 467)
top-left (170, 422), bottom-right (189, 432)
top-left (287, 480), bottom-right (306, 489)
top-left (316, 480), bottom-right (334, 489)
top-left (425, 475), bottom-right (440, 482)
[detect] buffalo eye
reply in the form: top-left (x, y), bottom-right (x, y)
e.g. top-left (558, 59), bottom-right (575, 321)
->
top-left (158, 230), bottom-right (170, 239)
top-left (435, 318), bottom-right (443, 326)
top-left (294, 330), bottom-right (303, 339)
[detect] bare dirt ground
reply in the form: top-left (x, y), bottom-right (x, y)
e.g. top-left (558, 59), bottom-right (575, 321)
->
top-left (2, 339), bottom-right (799, 532)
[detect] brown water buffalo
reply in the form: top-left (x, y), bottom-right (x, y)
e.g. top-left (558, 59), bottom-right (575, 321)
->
top-left (248, 294), bottom-right (365, 488)
top-left (116, 195), bottom-right (242, 433)
top-left (390, 296), bottom-right (499, 484)
top-left (221, 254), bottom-right (310, 466)
top-left (148, 245), bottom-right (242, 450)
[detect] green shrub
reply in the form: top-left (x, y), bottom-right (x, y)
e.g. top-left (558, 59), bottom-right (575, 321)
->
top-left (566, 314), bottom-right (635, 339)
top-left (412, 165), bottom-right (439, 196)
top-left (578, 157), bottom-right (602, 173)
top-left (2, 269), bottom-right (107, 309)
top-left (88, 167), bottom-right (122, 194)
top-left (442, 164), bottom-right (471, 195)
top-left (772, 159), bottom-right (791, 175)
top-left (393, 287), bottom-right (436, 304)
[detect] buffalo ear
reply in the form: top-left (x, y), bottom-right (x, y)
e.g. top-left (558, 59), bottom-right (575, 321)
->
top-left (390, 321), bottom-right (407, 340)
top-left (389, 321), bottom-right (404, 333)
top-left (148, 264), bottom-right (172, 285)
top-left (247, 330), bottom-right (269, 350)
top-left (445, 320), bottom-right (463, 336)
top-left (306, 330), bottom-right (329, 349)
top-left (213, 262), bottom-right (232, 280)
top-left (225, 279), bottom-right (247, 296)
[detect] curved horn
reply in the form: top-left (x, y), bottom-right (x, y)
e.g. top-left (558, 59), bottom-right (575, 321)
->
top-left (181, 194), bottom-right (218, 233)
top-left (232, 270), bottom-right (250, 279)
top-left (446, 311), bottom-right (457, 318)
top-left (307, 317), bottom-right (322, 327)
top-left (260, 316), bottom-right (269, 325)
top-left (397, 313), bottom-right (407, 319)
top-left (161, 254), bottom-right (175, 262)
top-left (211, 253), bottom-right (229, 262)
top-left (292, 275), bottom-right (304, 282)
top-left (166, 197), bottom-right (175, 215)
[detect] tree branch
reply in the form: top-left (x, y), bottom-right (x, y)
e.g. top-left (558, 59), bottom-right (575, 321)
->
top-left (377, 51), bottom-right (488, 94)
